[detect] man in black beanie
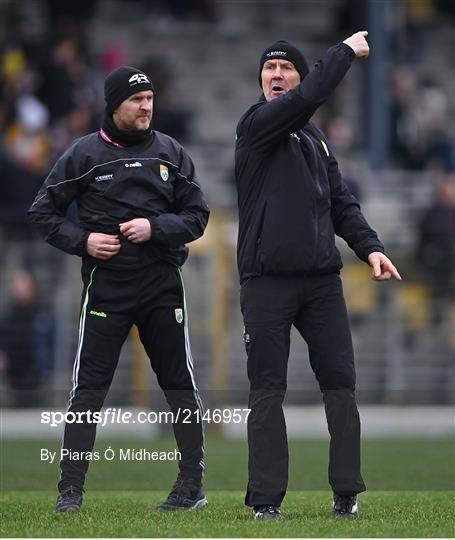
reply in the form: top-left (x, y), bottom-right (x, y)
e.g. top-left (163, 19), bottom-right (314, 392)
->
top-left (28, 66), bottom-right (210, 512)
top-left (235, 33), bottom-right (401, 520)
top-left (258, 39), bottom-right (310, 84)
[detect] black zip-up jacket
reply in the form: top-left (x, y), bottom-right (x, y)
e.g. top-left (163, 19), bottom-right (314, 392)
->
top-left (235, 42), bottom-right (384, 282)
top-left (28, 130), bottom-right (210, 269)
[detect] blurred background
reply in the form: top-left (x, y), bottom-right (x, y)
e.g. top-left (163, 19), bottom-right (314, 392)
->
top-left (0, 0), bottom-right (454, 490)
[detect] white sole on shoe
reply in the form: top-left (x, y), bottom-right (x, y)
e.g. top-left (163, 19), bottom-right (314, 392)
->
top-left (190, 497), bottom-right (208, 510)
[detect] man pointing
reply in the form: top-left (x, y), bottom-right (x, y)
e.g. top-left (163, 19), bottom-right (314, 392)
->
top-left (235, 32), bottom-right (401, 520)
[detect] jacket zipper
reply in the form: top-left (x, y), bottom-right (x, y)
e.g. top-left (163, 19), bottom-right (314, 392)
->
top-left (301, 131), bottom-right (322, 268)
top-left (301, 131), bottom-right (323, 197)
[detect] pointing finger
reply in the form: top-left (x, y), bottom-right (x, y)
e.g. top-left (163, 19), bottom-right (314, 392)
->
top-left (391, 267), bottom-right (402, 281)
top-left (383, 260), bottom-right (402, 281)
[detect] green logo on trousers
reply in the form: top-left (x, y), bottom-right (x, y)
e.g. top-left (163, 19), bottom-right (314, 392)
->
top-left (90, 310), bottom-right (107, 318)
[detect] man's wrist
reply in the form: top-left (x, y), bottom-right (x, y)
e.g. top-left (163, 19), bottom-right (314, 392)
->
top-left (365, 247), bottom-right (385, 263)
top-left (339, 42), bottom-right (356, 61)
top-left (82, 231), bottom-right (92, 255)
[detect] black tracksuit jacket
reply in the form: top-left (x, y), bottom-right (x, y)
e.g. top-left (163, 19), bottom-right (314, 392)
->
top-left (28, 130), bottom-right (210, 268)
top-left (235, 42), bottom-right (384, 283)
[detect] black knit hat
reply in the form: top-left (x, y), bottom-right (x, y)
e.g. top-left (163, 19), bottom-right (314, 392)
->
top-left (259, 40), bottom-right (309, 86)
top-left (104, 66), bottom-right (154, 115)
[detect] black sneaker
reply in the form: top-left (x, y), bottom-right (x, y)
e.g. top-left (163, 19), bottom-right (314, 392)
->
top-left (157, 477), bottom-right (207, 511)
top-left (253, 505), bottom-right (284, 520)
top-left (332, 494), bottom-right (358, 519)
top-left (56, 486), bottom-right (83, 512)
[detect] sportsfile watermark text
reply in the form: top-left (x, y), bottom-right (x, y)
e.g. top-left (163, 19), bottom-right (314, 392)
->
top-left (41, 408), bottom-right (251, 427)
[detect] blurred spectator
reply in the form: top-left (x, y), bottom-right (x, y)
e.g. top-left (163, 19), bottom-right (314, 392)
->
top-left (49, 102), bottom-right (100, 162)
top-left (397, 0), bottom-right (438, 65)
top-left (389, 67), bottom-right (424, 169)
top-left (416, 172), bottom-right (455, 324)
top-left (0, 56), bottom-right (50, 237)
top-left (0, 271), bottom-right (54, 407)
top-left (100, 43), bottom-right (128, 75)
top-left (4, 94), bottom-right (50, 176)
top-left (34, 32), bottom-right (101, 162)
top-left (337, 0), bottom-right (437, 65)
top-left (417, 77), bottom-right (455, 171)
top-left (389, 67), bottom-right (454, 170)
top-left (326, 116), bottom-right (362, 201)
top-left (140, 56), bottom-right (193, 143)
top-left (36, 36), bottom-right (84, 121)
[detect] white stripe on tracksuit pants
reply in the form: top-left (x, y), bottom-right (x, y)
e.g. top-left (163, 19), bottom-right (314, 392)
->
top-left (59, 259), bottom-right (205, 492)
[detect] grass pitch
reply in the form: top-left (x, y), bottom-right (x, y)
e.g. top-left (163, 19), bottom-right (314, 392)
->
top-left (1, 437), bottom-right (454, 537)
top-left (1, 490), bottom-right (454, 537)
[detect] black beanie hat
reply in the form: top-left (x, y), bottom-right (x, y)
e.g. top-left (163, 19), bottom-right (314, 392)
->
top-left (259, 40), bottom-right (309, 87)
top-left (104, 66), bottom-right (154, 115)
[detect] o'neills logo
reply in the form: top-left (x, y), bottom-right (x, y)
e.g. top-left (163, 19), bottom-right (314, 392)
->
top-left (267, 50), bottom-right (287, 57)
top-left (125, 161), bottom-right (142, 168)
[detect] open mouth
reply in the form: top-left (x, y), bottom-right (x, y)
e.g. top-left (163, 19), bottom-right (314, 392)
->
top-left (271, 85), bottom-right (285, 94)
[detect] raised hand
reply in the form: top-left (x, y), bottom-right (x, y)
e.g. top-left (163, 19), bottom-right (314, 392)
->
top-left (343, 31), bottom-right (370, 60)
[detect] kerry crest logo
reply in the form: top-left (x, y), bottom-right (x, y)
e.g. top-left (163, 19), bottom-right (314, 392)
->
top-left (160, 164), bottom-right (169, 181)
top-left (175, 308), bottom-right (183, 323)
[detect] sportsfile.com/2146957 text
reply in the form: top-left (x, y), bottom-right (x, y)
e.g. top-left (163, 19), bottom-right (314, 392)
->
top-left (40, 408), bottom-right (251, 427)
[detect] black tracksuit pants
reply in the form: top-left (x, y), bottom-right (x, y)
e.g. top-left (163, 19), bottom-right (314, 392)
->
top-left (58, 259), bottom-right (205, 492)
top-left (240, 274), bottom-right (366, 507)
